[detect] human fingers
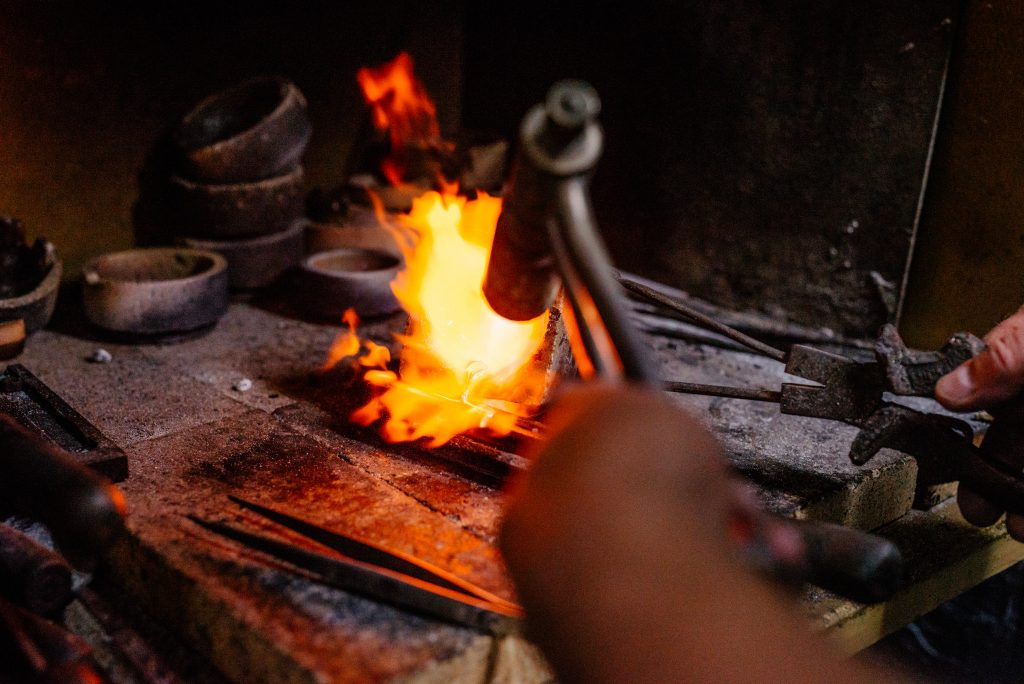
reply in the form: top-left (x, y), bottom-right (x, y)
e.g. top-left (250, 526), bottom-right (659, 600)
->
top-left (936, 305), bottom-right (1024, 411)
top-left (956, 483), bottom-right (1003, 528)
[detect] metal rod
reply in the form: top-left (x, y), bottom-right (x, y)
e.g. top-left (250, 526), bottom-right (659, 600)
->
top-left (617, 275), bottom-right (787, 363)
top-left (663, 381), bottom-right (782, 403)
top-left (552, 178), bottom-right (660, 383)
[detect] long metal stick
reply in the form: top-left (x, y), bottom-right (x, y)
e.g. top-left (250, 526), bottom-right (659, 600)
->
top-left (663, 381), bottom-right (782, 403)
top-left (188, 516), bottom-right (521, 635)
top-left (617, 275), bottom-right (787, 363)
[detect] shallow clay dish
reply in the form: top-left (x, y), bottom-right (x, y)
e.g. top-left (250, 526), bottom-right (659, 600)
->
top-left (82, 248), bottom-right (229, 335)
top-left (170, 166), bottom-right (305, 240)
top-left (173, 76), bottom-right (312, 183)
top-left (297, 248), bottom-right (401, 319)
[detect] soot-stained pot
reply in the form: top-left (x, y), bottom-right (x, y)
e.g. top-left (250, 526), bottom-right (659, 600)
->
top-left (0, 256), bottom-right (61, 335)
top-left (181, 219), bottom-right (306, 290)
top-left (305, 205), bottom-right (401, 258)
top-left (170, 166), bottom-right (305, 240)
top-left (297, 248), bottom-right (401, 319)
top-left (82, 248), bottom-right (229, 335)
top-left (173, 76), bottom-right (312, 183)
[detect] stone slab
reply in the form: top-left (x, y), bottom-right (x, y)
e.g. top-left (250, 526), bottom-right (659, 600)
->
top-left (651, 335), bottom-right (918, 530)
top-left (275, 402), bottom-right (507, 544)
top-left (104, 409), bottom-right (540, 684)
top-left (8, 329), bottom-right (249, 448)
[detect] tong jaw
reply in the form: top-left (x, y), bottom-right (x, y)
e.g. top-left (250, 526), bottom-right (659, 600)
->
top-left (780, 346), bottom-right (884, 423)
top-left (875, 324), bottom-right (985, 396)
top-left (781, 325), bottom-right (985, 467)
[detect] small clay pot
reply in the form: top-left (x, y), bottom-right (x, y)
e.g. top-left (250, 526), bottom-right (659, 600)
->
top-left (170, 166), bottom-right (305, 240)
top-left (0, 257), bottom-right (62, 335)
top-left (82, 248), bottom-right (229, 335)
top-left (181, 219), bottom-right (306, 290)
top-left (173, 76), bottom-right (312, 183)
top-left (297, 248), bottom-right (401, 319)
top-left (305, 205), bottom-right (401, 258)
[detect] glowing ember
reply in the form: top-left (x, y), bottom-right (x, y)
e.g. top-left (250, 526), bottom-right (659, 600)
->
top-left (356, 52), bottom-right (441, 187)
top-left (327, 191), bottom-right (550, 447)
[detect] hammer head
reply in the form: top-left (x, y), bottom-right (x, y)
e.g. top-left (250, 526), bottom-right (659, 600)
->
top-left (483, 81), bottom-right (602, 322)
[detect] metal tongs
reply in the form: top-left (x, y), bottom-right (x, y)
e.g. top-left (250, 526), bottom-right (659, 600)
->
top-left (487, 79), bottom-right (1024, 520)
top-left (189, 496), bottom-right (522, 634)
top-left (619, 276), bottom-right (1024, 517)
top-left (483, 81), bottom-right (908, 603)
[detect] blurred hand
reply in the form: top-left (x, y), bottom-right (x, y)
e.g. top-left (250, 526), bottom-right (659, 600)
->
top-left (936, 305), bottom-right (1024, 540)
top-left (501, 383), bottom-right (888, 683)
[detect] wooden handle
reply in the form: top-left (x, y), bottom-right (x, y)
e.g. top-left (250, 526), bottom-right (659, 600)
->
top-left (0, 415), bottom-right (126, 570)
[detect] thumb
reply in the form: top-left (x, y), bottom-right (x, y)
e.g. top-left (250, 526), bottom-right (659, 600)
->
top-left (936, 305), bottom-right (1024, 411)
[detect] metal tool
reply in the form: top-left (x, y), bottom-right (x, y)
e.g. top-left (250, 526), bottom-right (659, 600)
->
top-left (0, 523), bottom-right (73, 616)
top-left (0, 364), bottom-right (128, 482)
top-left (482, 80), bottom-right (905, 603)
top-left (484, 79), bottom-right (657, 381)
top-left (0, 414), bottom-right (127, 570)
top-left (188, 496), bottom-right (523, 634)
top-left (0, 594), bottom-right (100, 683)
top-left (622, 274), bottom-right (1024, 516)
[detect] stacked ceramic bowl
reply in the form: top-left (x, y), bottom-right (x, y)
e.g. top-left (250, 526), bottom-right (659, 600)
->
top-left (170, 76), bottom-right (311, 289)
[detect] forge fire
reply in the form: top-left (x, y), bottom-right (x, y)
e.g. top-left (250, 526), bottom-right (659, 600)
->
top-left (324, 54), bottom-right (551, 447)
top-left (2, 5), bottom-right (1022, 683)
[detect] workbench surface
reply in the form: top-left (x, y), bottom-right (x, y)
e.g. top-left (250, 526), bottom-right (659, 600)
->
top-left (8, 298), bottom-right (1023, 681)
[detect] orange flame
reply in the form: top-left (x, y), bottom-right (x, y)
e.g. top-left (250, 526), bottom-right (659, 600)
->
top-left (357, 52), bottom-right (441, 186)
top-left (326, 191), bottom-right (550, 447)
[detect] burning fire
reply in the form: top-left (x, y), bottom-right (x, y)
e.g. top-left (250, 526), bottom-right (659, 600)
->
top-left (329, 191), bottom-right (550, 447)
top-left (329, 53), bottom-right (552, 447)
top-left (357, 52), bottom-right (441, 187)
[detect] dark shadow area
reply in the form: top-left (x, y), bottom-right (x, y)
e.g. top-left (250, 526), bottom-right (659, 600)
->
top-left (866, 562), bottom-right (1024, 683)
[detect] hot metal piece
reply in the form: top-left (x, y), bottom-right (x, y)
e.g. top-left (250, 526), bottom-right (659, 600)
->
top-left (189, 498), bottom-right (522, 635)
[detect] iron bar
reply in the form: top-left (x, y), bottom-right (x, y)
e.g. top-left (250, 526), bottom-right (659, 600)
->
top-left (663, 381), bottom-right (782, 403)
top-left (616, 274), bottom-right (788, 363)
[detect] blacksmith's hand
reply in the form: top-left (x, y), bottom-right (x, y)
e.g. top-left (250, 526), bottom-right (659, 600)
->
top-left (500, 383), bottom-right (891, 684)
top-left (936, 304), bottom-right (1024, 540)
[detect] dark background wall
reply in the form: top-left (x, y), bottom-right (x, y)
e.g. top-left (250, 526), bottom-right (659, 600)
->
top-left (1, 1), bottom-right (1021, 344)
top-left (900, 1), bottom-right (1024, 347)
top-left (464, 1), bottom-right (957, 339)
